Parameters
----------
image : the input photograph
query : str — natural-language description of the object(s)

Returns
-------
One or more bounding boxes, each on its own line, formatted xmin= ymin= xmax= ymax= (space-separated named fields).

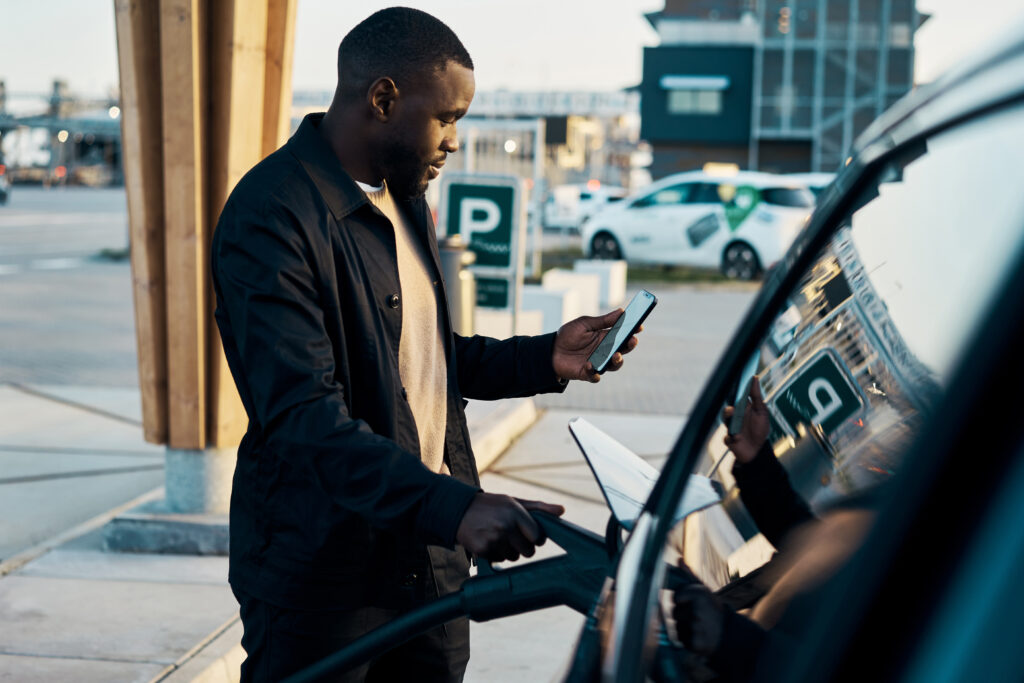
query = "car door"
xmin=677 ymin=182 xmax=732 ymax=268
xmin=572 ymin=59 xmax=1024 ymax=682
xmin=616 ymin=182 xmax=699 ymax=263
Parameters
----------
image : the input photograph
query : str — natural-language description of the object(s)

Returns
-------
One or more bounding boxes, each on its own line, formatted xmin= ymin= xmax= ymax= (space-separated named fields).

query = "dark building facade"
xmin=641 ymin=0 xmax=924 ymax=178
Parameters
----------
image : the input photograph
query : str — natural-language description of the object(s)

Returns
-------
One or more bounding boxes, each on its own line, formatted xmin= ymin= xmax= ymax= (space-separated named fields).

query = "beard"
xmin=378 ymin=138 xmax=429 ymax=200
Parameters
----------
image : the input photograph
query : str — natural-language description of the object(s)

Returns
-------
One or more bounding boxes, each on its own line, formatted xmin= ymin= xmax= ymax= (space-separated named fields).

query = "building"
xmin=640 ymin=0 xmax=925 ymax=178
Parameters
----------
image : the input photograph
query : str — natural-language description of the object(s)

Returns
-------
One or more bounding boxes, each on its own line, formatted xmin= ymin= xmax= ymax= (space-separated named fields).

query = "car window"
xmin=762 ymin=186 xmax=816 ymax=207
xmin=689 ymin=183 xmax=723 ymax=204
xmin=649 ymin=102 xmax=1024 ymax=670
xmin=632 ymin=183 xmax=693 ymax=208
xmin=580 ymin=192 xmax=592 ymax=200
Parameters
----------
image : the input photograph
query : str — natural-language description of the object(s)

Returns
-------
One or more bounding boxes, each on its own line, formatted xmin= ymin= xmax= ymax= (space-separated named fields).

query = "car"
xmin=289 ymin=21 xmax=1024 ymax=683
xmin=543 ymin=182 xmax=627 ymax=233
xmin=581 ymin=170 xmax=814 ymax=280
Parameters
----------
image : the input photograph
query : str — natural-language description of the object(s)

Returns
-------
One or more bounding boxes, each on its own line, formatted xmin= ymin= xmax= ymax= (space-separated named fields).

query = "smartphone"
xmin=588 ymin=289 xmax=657 ymax=374
xmin=729 ymin=351 xmax=761 ymax=435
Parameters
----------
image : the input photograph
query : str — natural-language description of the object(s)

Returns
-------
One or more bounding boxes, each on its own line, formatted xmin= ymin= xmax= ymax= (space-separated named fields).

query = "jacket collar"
xmin=286 ymin=112 xmax=369 ymax=220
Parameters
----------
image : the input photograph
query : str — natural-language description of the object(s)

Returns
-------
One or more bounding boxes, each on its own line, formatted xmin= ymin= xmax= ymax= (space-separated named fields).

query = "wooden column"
xmin=262 ymin=0 xmax=298 ymax=158
xmin=114 ymin=0 xmax=168 ymax=445
xmin=160 ymin=0 xmax=209 ymax=449
xmin=114 ymin=0 xmax=297 ymax=455
xmin=206 ymin=0 xmax=269 ymax=449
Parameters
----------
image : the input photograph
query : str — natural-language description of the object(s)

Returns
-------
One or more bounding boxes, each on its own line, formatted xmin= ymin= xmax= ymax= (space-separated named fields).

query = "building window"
xmin=667 ymin=89 xmax=723 ymax=115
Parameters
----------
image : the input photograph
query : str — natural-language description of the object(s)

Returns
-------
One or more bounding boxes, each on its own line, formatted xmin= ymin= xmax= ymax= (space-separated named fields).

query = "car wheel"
xmin=590 ymin=232 xmax=622 ymax=260
xmin=721 ymin=242 xmax=761 ymax=280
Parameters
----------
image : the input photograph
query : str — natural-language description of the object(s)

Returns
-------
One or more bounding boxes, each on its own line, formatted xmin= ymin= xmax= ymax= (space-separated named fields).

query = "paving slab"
xmin=0 ymin=653 xmax=166 ymax=683
xmin=22 ymin=384 xmax=144 ymax=424
xmin=18 ymin=548 xmax=227 ymax=586
xmin=489 ymin=408 xmax=684 ymax=470
xmin=0 ymin=575 xmax=237 ymax=665
xmin=0 ymin=465 xmax=165 ymax=561
xmin=0 ymin=386 xmax=158 ymax=454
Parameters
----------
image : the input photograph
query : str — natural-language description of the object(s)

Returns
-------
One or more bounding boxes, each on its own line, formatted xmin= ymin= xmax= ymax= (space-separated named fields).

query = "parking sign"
xmin=438 ymin=174 xmax=525 ymax=310
xmin=772 ymin=349 xmax=865 ymax=436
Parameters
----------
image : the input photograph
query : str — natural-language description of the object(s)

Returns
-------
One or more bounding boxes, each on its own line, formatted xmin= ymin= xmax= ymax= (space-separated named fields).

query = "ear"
xmin=366 ymin=77 xmax=399 ymax=122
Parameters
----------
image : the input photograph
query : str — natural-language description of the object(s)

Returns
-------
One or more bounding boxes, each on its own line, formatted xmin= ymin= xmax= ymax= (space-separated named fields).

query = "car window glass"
xmin=689 ymin=183 xmax=722 ymax=204
xmin=762 ymin=187 xmax=816 ymax=207
xmin=658 ymin=100 xmax=1024 ymax=630
xmin=633 ymin=183 xmax=693 ymax=208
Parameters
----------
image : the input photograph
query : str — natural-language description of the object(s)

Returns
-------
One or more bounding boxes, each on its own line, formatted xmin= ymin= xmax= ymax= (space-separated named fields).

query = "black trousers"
xmin=233 ymin=587 xmax=470 ymax=683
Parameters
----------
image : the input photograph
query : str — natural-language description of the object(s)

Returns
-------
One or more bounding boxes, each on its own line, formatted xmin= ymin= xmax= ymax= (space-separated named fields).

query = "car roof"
xmin=635 ymin=169 xmax=808 ymax=196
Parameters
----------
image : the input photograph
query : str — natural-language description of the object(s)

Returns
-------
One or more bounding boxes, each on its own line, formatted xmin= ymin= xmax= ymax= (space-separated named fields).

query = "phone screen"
xmin=588 ymin=290 xmax=657 ymax=373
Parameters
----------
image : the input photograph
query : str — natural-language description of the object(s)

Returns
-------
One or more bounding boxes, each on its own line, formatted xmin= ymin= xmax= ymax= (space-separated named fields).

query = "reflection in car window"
xmin=762 ymin=187 xmax=815 ymax=207
xmin=663 ymin=102 xmax=1024 ymax=638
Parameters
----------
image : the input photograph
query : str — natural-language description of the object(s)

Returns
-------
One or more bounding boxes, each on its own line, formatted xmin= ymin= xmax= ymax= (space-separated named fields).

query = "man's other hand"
xmin=455 ymin=493 xmax=565 ymax=562
xmin=552 ymin=309 xmax=641 ymax=383
xmin=722 ymin=376 xmax=770 ymax=464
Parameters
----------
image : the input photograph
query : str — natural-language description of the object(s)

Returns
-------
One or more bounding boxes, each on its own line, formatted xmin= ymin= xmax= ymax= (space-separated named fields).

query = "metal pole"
xmin=439 ymin=234 xmax=476 ymax=336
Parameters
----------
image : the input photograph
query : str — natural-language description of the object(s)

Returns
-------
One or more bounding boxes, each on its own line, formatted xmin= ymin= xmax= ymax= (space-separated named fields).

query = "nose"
xmin=442 ymin=130 xmax=459 ymax=154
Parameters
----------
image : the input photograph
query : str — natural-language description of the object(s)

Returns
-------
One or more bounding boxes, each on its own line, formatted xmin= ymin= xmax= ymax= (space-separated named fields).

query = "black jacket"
xmin=212 ymin=114 xmax=565 ymax=609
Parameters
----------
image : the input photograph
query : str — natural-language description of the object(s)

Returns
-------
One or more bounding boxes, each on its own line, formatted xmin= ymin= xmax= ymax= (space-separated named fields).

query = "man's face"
xmin=378 ymin=60 xmax=475 ymax=199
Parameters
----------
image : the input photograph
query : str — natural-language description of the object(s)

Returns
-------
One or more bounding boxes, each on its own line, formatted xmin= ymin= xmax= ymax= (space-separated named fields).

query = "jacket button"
xmin=401 ymin=387 xmax=408 ymax=400
xmin=387 ymin=293 xmax=400 ymax=309
xmin=402 ymin=572 xmax=418 ymax=586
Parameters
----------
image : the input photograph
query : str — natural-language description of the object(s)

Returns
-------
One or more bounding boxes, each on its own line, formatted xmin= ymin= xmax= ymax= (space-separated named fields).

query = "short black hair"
xmin=337 ymin=7 xmax=473 ymax=101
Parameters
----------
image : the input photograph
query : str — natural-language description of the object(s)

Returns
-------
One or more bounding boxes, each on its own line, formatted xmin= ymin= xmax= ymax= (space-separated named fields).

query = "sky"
xmin=1 ymin=0 xmax=1023 ymax=99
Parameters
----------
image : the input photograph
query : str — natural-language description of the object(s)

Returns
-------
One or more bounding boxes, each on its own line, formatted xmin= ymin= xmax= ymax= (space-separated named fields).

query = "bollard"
xmin=439 ymin=234 xmax=477 ymax=336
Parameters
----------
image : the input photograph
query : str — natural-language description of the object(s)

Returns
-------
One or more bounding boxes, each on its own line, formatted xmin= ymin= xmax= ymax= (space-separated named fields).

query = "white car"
xmin=581 ymin=170 xmax=814 ymax=279
xmin=543 ymin=183 xmax=627 ymax=232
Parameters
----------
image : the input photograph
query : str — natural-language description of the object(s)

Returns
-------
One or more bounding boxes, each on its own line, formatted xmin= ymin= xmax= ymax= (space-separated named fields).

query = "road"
xmin=0 ymin=187 xmax=129 ymax=271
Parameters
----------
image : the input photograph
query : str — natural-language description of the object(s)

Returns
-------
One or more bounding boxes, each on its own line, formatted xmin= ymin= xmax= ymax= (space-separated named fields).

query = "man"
xmin=211 ymin=7 xmax=639 ymax=682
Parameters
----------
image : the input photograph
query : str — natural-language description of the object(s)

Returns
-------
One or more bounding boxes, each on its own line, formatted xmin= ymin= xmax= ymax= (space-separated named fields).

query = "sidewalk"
xmin=0 ymin=387 xmax=541 ymax=683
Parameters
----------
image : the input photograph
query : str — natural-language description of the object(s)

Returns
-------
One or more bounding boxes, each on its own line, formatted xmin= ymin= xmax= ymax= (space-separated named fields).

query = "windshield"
xmin=636 ymin=102 xmax=1024 ymax=680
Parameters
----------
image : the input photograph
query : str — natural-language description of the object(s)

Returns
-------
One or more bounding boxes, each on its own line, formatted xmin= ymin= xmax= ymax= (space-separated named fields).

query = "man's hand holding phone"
xmin=551 ymin=290 xmax=654 ymax=383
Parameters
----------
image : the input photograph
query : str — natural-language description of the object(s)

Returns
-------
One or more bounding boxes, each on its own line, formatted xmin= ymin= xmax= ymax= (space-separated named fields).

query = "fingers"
xmin=519 ymin=499 xmax=566 ymax=516
xmin=619 ymin=334 xmax=640 ymax=355
xmin=593 ymin=308 xmax=624 ymax=329
xmin=750 ymin=375 xmax=765 ymax=409
xmin=605 ymin=352 xmax=624 ymax=372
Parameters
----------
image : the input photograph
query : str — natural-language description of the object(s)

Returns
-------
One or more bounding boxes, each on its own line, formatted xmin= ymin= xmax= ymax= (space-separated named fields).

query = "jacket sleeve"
xmin=731 ymin=442 xmax=815 ymax=549
xmin=212 ymin=200 xmax=478 ymax=548
xmin=452 ymin=332 xmax=568 ymax=400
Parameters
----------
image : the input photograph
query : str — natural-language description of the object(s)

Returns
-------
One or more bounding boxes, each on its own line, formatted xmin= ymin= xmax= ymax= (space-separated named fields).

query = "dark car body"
xmin=573 ymin=20 xmax=1024 ymax=683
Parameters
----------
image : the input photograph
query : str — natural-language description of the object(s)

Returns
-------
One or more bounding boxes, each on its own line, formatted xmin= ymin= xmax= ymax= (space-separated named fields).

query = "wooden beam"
xmin=160 ymin=0 xmax=207 ymax=450
xmin=262 ymin=0 xmax=298 ymax=157
xmin=113 ymin=0 xmax=168 ymax=445
xmin=206 ymin=0 xmax=270 ymax=448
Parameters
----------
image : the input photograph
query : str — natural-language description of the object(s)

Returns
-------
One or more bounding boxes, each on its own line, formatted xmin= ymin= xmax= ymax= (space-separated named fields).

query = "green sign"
xmin=445 ymin=183 xmax=516 ymax=268
xmin=475 ymin=277 xmax=510 ymax=309
xmin=773 ymin=350 xmax=864 ymax=436
xmin=723 ymin=185 xmax=761 ymax=231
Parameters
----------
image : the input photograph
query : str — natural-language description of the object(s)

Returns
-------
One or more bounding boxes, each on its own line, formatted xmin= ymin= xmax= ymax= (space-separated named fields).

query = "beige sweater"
xmin=362 ymin=182 xmax=449 ymax=475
